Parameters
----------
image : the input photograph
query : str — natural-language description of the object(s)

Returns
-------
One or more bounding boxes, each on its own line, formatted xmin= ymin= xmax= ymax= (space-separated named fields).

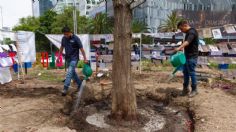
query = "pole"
xmin=105 ymin=0 xmax=108 ymax=14
xmin=139 ymin=34 xmax=142 ymax=74
xmin=15 ymin=32 xmax=25 ymax=82
xmin=73 ymin=0 xmax=77 ymax=34
xmin=0 ymin=6 xmax=3 ymax=28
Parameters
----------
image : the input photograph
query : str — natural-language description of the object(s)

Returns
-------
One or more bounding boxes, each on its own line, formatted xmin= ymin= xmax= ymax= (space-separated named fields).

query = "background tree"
xmin=51 ymin=7 xmax=90 ymax=34
xmin=89 ymin=13 xmax=113 ymax=34
xmin=158 ymin=11 xmax=183 ymax=43
xmin=3 ymin=38 xmax=14 ymax=45
xmin=111 ymin=0 xmax=137 ymax=121
xmin=132 ymin=20 xmax=148 ymax=33
xmin=13 ymin=16 xmax=40 ymax=31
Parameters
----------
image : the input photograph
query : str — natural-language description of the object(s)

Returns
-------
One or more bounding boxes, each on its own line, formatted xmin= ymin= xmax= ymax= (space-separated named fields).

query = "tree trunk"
xmin=111 ymin=0 xmax=137 ymax=120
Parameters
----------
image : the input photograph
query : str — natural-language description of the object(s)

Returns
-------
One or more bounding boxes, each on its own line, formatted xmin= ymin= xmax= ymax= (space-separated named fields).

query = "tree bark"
xmin=111 ymin=0 xmax=137 ymax=120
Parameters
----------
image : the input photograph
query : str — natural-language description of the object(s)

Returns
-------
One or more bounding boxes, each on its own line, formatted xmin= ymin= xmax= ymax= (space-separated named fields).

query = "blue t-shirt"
xmin=61 ymin=34 xmax=83 ymax=61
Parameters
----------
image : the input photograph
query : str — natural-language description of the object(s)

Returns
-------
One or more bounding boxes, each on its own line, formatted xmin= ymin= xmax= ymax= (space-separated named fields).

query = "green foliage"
xmin=51 ymin=7 xmax=91 ymax=34
xmin=142 ymin=34 xmax=153 ymax=44
xmin=13 ymin=7 xmax=153 ymax=52
xmin=229 ymin=64 xmax=236 ymax=69
xmin=39 ymin=10 xmax=57 ymax=33
xmin=158 ymin=11 xmax=183 ymax=32
xmin=132 ymin=21 xmax=148 ymax=33
xmin=209 ymin=62 xmax=218 ymax=69
xmin=203 ymin=38 xmax=216 ymax=45
xmin=3 ymin=38 xmax=14 ymax=44
xmin=89 ymin=13 xmax=114 ymax=34
xmin=12 ymin=16 xmax=40 ymax=32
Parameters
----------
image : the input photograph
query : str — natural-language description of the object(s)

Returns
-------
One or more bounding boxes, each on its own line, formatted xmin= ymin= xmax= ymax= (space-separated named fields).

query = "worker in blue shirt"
xmin=57 ymin=27 xmax=88 ymax=96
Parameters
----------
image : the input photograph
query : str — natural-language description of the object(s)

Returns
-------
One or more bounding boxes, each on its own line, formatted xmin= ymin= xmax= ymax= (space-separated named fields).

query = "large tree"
xmin=111 ymin=0 xmax=137 ymax=120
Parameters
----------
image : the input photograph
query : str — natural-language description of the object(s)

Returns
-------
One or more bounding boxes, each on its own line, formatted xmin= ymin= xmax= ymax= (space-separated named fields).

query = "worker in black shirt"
xmin=175 ymin=20 xmax=199 ymax=98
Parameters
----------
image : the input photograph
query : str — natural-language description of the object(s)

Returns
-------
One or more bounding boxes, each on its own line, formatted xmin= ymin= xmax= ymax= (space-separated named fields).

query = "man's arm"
xmin=57 ymin=46 xmax=64 ymax=62
xmin=80 ymin=48 xmax=88 ymax=63
xmin=76 ymin=37 xmax=88 ymax=63
xmin=58 ymin=46 xmax=64 ymax=55
xmin=176 ymin=41 xmax=189 ymax=51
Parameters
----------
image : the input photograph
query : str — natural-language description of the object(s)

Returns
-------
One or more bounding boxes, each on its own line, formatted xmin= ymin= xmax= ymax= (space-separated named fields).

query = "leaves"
xmin=132 ymin=20 xmax=148 ymax=33
xmin=158 ymin=11 xmax=183 ymax=32
xmin=89 ymin=13 xmax=114 ymax=34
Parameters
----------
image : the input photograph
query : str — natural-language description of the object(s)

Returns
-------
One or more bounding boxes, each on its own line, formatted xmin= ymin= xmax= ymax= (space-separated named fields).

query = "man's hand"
xmin=84 ymin=60 xmax=88 ymax=64
xmin=175 ymin=47 xmax=182 ymax=52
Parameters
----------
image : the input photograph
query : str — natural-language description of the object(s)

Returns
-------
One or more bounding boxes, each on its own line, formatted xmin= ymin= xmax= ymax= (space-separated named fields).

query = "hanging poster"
xmin=16 ymin=31 xmax=36 ymax=62
xmin=202 ymin=28 xmax=212 ymax=38
xmin=224 ymin=25 xmax=236 ymax=33
xmin=212 ymin=29 xmax=223 ymax=39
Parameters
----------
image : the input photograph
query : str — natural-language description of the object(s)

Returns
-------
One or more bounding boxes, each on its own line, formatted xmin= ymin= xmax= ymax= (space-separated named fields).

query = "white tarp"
xmin=46 ymin=34 xmax=91 ymax=60
xmin=0 ymin=67 xmax=12 ymax=84
xmin=0 ymin=30 xmax=16 ymax=43
xmin=0 ymin=57 xmax=13 ymax=67
xmin=16 ymin=31 xmax=36 ymax=62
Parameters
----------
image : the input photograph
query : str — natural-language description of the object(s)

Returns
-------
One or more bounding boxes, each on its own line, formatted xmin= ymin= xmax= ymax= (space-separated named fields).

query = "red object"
xmin=55 ymin=52 xmax=63 ymax=67
xmin=9 ymin=52 xmax=16 ymax=65
xmin=41 ymin=52 xmax=49 ymax=67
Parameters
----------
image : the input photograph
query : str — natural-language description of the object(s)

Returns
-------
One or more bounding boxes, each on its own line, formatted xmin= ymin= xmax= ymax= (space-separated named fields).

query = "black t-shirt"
xmin=184 ymin=28 xmax=199 ymax=59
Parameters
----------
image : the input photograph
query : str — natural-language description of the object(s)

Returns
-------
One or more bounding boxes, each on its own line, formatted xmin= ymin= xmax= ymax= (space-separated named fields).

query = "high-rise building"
xmin=106 ymin=0 xmax=114 ymax=17
xmin=32 ymin=0 xmax=54 ymax=17
xmin=53 ymin=0 xmax=103 ymax=17
xmin=78 ymin=0 xmax=105 ymax=17
xmin=53 ymin=0 xmax=80 ymax=14
xmin=133 ymin=0 xmax=236 ymax=32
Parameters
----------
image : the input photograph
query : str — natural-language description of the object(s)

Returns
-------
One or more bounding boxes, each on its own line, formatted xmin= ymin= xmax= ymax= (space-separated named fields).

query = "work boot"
xmin=189 ymin=85 xmax=198 ymax=98
xmin=61 ymin=89 xmax=68 ymax=96
xmin=180 ymin=86 xmax=189 ymax=96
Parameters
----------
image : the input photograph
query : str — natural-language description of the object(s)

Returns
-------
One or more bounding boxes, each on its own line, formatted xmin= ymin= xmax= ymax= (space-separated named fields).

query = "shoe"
xmin=180 ymin=87 xmax=189 ymax=96
xmin=189 ymin=91 xmax=198 ymax=98
xmin=61 ymin=89 xmax=68 ymax=96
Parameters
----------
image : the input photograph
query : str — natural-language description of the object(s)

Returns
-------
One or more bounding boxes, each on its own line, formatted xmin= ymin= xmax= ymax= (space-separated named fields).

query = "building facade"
xmin=133 ymin=0 xmax=236 ymax=32
xmin=53 ymin=0 xmax=104 ymax=17
xmin=33 ymin=0 xmax=54 ymax=17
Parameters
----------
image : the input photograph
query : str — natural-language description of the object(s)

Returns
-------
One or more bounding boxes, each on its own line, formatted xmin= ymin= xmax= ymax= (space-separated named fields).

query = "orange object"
xmin=41 ymin=52 xmax=49 ymax=67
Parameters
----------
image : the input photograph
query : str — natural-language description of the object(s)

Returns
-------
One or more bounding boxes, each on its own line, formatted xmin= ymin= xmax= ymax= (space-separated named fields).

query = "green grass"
xmin=28 ymin=68 xmax=64 ymax=83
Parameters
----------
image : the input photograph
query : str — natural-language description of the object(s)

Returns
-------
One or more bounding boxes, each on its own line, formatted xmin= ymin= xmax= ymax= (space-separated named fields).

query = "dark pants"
xmin=183 ymin=58 xmax=198 ymax=91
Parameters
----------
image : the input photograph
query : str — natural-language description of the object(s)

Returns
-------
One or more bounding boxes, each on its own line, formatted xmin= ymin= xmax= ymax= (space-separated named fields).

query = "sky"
xmin=0 ymin=0 xmax=32 ymax=29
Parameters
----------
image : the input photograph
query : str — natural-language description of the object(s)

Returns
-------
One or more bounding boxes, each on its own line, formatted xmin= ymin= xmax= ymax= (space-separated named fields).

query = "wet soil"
xmin=0 ymin=69 xmax=235 ymax=131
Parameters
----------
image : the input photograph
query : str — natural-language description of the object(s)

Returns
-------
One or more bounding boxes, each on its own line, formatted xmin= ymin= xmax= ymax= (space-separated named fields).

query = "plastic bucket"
xmin=170 ymin=52 xmax=186 ymax=67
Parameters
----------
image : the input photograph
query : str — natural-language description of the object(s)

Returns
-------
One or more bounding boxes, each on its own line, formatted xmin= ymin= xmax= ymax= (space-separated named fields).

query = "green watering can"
xmin=82 ymin=64 xmax=93 ymax=80
xmin=167 ymin=52 xmax=186 ymax=82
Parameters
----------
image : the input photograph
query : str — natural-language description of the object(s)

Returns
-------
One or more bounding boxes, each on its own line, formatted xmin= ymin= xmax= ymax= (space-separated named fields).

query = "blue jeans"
xmin=64 ymin=60 xmax=82 ymax=91
xmin=183 ymin=58 xmax=198 ymax=90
